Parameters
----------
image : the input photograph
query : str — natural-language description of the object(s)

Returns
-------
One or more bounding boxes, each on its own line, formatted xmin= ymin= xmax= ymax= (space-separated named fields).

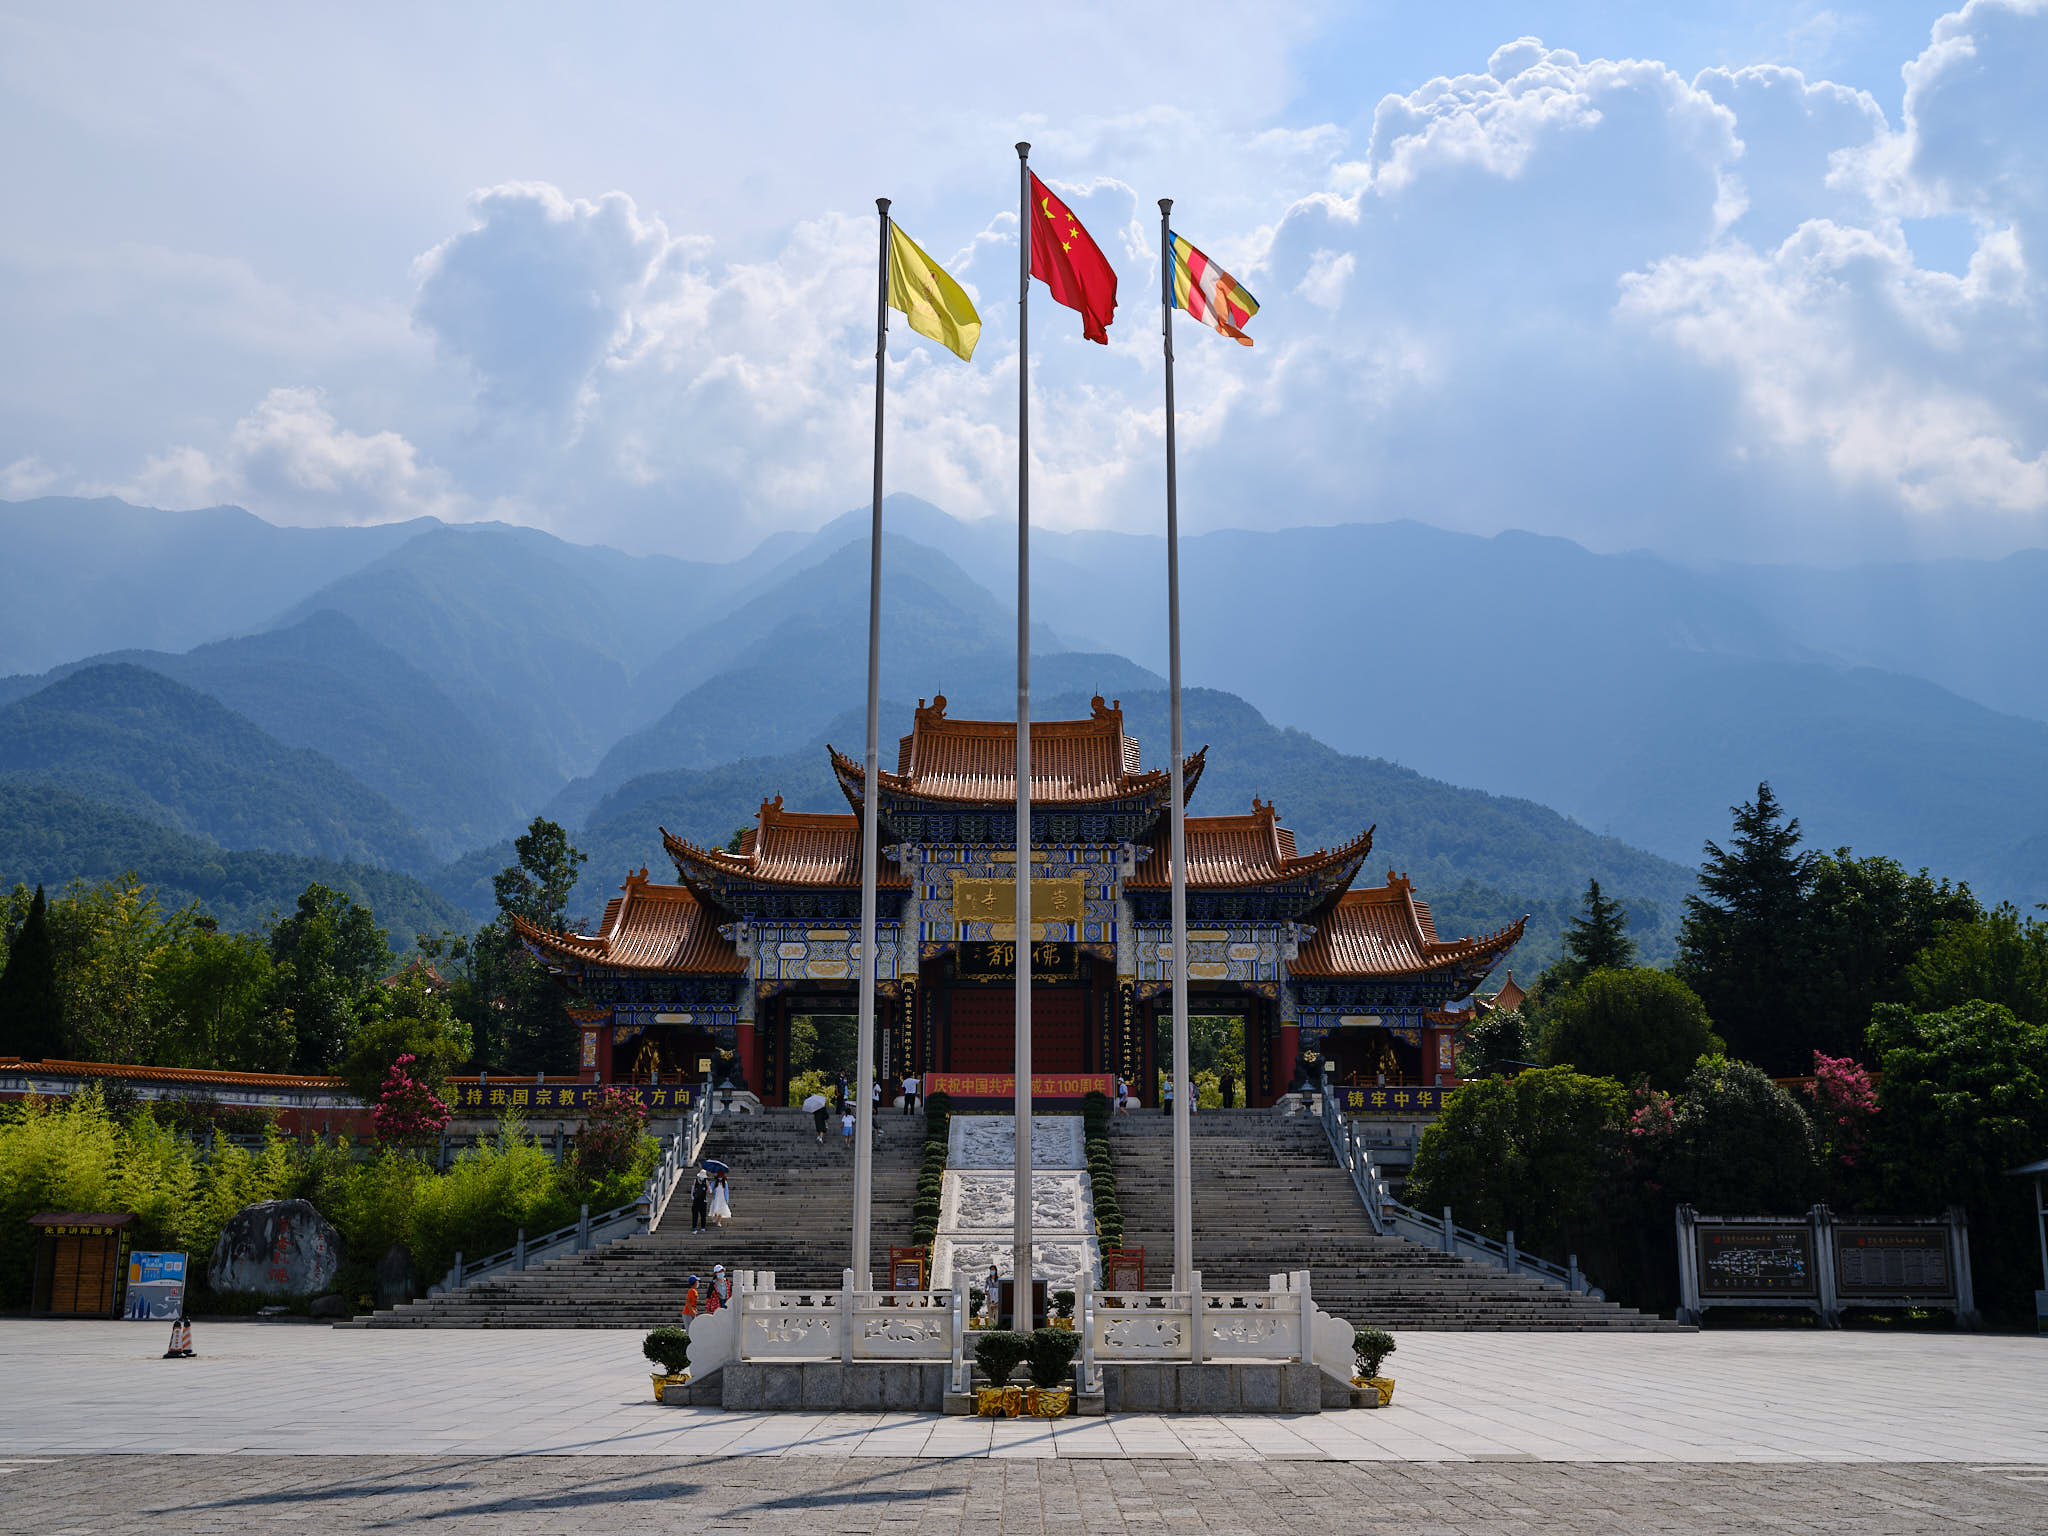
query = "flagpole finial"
xmin=1016 ymin=141 xmax=1030 ymax=160
xmin=877 ymin=198 xmax=891 ymax=215
xmin=1159 ymin=198 xmax=1172 ymax=215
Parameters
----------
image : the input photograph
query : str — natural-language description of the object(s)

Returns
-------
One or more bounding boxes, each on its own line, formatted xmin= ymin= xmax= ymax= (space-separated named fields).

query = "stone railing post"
xmin=1505 ymin=1230 xmax=1518 ymax=1276
xmin=1442 ymin=1207 xmax=1455 ymax=1255
xmin=1297 ymin=1268 xmax=1314 ymax=1366
xmin=577 ymin=1203 xmax=590 ymax=1253
xmin=1189 ymin=1269 xmax=1205 ymax=1365
xmin=841 ymin=1267 xmax=856 ymax=1365
xmin=514 ymin=1229 xmax=526 ymax=1272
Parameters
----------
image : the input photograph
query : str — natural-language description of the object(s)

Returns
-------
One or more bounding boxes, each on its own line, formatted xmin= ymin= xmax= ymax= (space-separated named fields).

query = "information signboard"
xmin=1695 ymin=1225 xmax=1817 ymax=1299
xmin=125 ymin=1251 xmax=188 ymax=1320
xmin=955 ymin=940 xmax=1080 ymax=983
xmin=1832 ymin=1227 xmax=1953 ymax=1297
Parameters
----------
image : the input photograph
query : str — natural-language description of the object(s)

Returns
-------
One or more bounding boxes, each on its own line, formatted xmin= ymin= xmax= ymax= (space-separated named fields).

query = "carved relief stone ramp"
xmin=931 ymin=1114 xmax=1099 ymax=1291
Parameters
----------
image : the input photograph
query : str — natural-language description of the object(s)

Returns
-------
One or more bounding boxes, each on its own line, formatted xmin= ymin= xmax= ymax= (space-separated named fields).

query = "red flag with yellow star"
xmin=1028 ymin=172 xmax=1118 ymax=343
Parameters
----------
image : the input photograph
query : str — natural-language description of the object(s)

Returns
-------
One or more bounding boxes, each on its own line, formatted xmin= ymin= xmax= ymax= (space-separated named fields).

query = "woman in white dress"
xmin=709 ymin=1171 xmax=733 ymax=1225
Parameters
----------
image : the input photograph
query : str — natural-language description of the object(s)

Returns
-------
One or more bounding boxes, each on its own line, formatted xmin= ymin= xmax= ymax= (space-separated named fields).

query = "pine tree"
xmin=0 ymin=885 xmax=66 ymax=1060
xmin=1561 ymin=879 xmax=1635 ymax=980
xmin=1676 ymin=782 xmax=1818 ymax=1074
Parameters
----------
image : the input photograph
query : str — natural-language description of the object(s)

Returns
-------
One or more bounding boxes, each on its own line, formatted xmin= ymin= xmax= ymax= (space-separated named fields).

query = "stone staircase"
xmin=357 ymin=1110 xmax=926 ymax=1328
xmin=1107 ymin=1110 xmax=1687 ymax=1331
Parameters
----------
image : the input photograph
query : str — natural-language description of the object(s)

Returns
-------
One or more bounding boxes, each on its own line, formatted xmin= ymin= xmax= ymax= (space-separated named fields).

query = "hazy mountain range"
xmin=5 ymin=492 xmax=2045 ymax=969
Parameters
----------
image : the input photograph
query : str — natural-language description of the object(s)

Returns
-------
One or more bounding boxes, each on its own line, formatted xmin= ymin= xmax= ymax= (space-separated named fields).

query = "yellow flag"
xmin=887 ymin=224 xmax=980 ymax=361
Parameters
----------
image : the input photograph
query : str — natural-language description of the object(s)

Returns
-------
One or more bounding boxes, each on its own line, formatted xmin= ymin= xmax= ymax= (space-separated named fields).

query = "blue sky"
xmin=1 ymin=1 xmax=2042 ymax=564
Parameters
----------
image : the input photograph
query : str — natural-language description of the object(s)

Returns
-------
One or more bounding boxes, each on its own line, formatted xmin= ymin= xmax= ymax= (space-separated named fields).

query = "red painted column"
xmin=593 ymin=1026 xmax=615 ymax=1084
xmin=1275 ymin=1020 xmax=1300 ymax=1099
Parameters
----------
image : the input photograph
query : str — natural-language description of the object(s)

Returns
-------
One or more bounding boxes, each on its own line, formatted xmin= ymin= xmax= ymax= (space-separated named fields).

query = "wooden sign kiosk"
xmin=30 ymin=1212 xmax=135 ymax=1317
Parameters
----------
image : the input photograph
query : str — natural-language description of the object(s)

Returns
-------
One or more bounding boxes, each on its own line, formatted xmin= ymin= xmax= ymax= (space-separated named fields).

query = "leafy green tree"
xmin=1905 ymin=904 xmax=2048 ymax=1027
xmin=1676 ymin=783 xmax=1818 ymax=1074
xmin=1665 ymin=1056 xmax=1821 ymax=1215
xmin=53 ymin=874 xmax=196 ymax=1065
xmin=1538 ymin=967 xmax=1721 ymax=1091
xmin=1456 ymin=1005 xmax=1534 ymax=1077
xmin=1406 ymin=1068 xmax=1626 ymax=1258
xmin=339 ymin=970 xmax=474 ymax=1104
xmin=464 ymin=818 xmax=587 ymax=1074
xmin=491 ymin=818 xmax=587 ymax=929
xmin=0 ymin=885 xmax=63 ymax=1060
xmin=1559 ymin=880 xmax=1636 ymax=982
xmin=154 ymin=927 xmax=291 ymax=1071
xmin=269 ymin=883 xmax=392 ymax=1071
xmin=1796 ymin=852 xmax=1978 ymax=1062
xmin=1866 ymin=999 xmax=2048 ymax=1321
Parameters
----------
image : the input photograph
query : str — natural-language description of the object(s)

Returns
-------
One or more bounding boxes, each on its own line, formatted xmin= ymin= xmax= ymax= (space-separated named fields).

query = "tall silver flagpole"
xmin=1159 ymin=199 xmax=1193 ymax=1292
xmin=852 ymin=196 xmax=890 ymax=1291
xmin=1013 ymin=141 xmax=1035 ymax=1324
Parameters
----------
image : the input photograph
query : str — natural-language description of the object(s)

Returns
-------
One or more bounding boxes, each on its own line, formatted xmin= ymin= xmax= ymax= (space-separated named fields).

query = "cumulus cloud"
xmin=35 ymin=3 xmax=2048 ymax=562
xmin=114 ymin=387 xmax=468 ymax=525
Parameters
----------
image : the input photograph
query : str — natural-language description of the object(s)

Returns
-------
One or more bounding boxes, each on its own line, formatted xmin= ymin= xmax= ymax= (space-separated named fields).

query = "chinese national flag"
xmin=1028 ymin=172 xmax=1118 ymax=343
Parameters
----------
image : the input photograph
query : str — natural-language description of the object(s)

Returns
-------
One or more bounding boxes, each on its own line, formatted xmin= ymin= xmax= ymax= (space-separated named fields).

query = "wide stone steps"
xmin=359 ymin=1111 xmax=927 ymax=1327
xmin=1106 ymin=1111 xmax=1686 ymax=1331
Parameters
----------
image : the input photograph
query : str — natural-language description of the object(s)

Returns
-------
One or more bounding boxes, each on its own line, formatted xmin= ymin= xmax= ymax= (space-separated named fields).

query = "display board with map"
xmin=1695 ymin=1225 xmax=1817 ymax=1299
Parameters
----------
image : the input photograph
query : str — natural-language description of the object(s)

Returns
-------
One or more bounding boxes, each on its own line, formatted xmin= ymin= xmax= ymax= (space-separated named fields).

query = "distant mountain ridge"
xmin=0 ymin=663 xmax=435 ymax=872
xmin=10 ymin=492 xmax=2048 ymax=945
xmin=0 ymin=780 xmax=462 ymax=940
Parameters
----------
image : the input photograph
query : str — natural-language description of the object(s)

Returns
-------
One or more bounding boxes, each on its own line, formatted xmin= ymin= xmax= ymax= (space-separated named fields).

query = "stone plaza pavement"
xmin=2 ymin=1321 xmax=2044 ymax=1532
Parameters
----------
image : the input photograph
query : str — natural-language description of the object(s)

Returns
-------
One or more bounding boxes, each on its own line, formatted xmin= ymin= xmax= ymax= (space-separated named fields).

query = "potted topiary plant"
xmin=1024 ymin=1326 xmax=1082 ymax=1416
xmin=643 ymin=1324 xmax=692 ymax=1403
xmin=1352 ymin=1326 xmax=1397 ymax=1405
xmin=973 ymin=1330 xmax=1031 ymax=1416
xmin=1050 ymin=1289 xmax=1076 ymax=1330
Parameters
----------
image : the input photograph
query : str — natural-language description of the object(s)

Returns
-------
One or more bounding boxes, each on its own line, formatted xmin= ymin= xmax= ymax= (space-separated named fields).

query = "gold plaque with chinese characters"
xmin=951 ymin=876 xmax=1084 ymax=930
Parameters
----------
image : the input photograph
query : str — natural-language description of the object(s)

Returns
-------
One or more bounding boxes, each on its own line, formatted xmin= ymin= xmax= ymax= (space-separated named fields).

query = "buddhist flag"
xmin=887 ymin=224 xmax=981 ymax=361
xmin=1029 ymin=172 xmax=1118 ymax=343
xmin=1168 ymin=232 xmax=1258 ymax=346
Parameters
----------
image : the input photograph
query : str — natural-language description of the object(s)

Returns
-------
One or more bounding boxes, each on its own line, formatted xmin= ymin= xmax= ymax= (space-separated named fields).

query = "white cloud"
xmin=113 ymin=386 xmax=468 ymax=525
xmin=0 ymin=456 xmax=59 ymax=498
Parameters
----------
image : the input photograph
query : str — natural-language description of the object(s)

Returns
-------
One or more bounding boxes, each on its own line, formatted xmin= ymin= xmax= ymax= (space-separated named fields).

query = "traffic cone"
xmin=163 ymin=1316 xmax=194 ymax=1358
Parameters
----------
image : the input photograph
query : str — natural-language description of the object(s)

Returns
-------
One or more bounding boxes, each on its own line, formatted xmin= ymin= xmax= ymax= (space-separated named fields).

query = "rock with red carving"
xmin=207 ymin=1199 xmax=344 ymax=1297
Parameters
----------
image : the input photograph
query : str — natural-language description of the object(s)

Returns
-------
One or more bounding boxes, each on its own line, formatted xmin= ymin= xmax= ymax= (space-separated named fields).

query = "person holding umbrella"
xmin=702 ymin=1159 xmax=733 ymax=1225
xmin=804 ymin=1091 xmax=830 ymax=1143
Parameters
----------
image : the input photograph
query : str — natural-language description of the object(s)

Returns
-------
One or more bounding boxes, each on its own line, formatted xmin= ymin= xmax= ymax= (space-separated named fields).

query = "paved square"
xmin=3 ymin=1321 xmax=2043 ymax=1531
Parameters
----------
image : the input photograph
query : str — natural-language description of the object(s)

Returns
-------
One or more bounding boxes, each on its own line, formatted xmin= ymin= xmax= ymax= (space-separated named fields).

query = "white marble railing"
xmin=701 ymin=1266 xmax=1357 ymax=1396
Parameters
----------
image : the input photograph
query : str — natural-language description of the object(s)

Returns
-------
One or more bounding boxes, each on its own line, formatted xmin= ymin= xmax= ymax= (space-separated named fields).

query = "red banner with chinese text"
xmin=924 ymin=1073 xmax=1113 ymax=1099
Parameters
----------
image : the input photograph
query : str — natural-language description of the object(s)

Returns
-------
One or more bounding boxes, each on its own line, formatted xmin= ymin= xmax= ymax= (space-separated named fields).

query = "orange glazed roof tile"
xmin=1128 ymin=799 xmax=1374 ymax=890
xmin=513 ymin=871 xmax=744 ymax=975
xmin=0 ymin=1057 xmax=346 ymax=1092
xmin=832 ymin=693 xmax=1203 ymax=805
xmin=1291 ymin=872 xmax=1526 ymax=979
xmin=664 ymin=797 xmax=909 ymax=890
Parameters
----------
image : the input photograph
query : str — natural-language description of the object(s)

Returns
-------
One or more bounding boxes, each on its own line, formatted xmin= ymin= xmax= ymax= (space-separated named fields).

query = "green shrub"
xmin=973 ymin=1329 xmax=1029 ymax=1386
xmin=1353 ymin=1326 xmax=1396 ymax=1377
xmin=1026 ymin=1326 xmax=1082 ymax=1388
xmin=1051 ymin=1288 xmax=1074 ymax=1319
xmin=643 ymin=1325 xmax=691 ymax=1375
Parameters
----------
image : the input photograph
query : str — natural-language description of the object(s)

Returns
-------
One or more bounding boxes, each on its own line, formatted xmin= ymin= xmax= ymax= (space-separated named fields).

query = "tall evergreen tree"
xmin=1676 ymin=782 xmax=1818 ymax=1074
xmin=470 ymin=818 xmax=587 ymax=1074
xmin=1561 ymin=879 xmax=1635 ymax=981
xmin=0 ymin=885 xmax=64 ymax=1059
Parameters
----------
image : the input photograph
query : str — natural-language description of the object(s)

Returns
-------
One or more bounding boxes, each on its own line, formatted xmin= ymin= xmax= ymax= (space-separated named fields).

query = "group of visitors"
xmin=680 ymin=1263 xmax=731 ymax=1318
xmin=805 ymin=1072 xmax=924 ymax=1145
xmin=689 ymin=1168 xmax=732 ymax=1232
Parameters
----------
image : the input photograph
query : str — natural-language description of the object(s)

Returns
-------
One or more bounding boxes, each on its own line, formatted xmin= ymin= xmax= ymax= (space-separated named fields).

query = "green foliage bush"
xmin=643 ymin=1325 xmax=691 ymax=1375
xmin=1026 ymin=1326 xmax=1081 ymax=1388
xmin=973 ymin=1330 xmax=1030 ymax=1386
xmin=1353 ymin=1326 xmax=1396 ymax=1377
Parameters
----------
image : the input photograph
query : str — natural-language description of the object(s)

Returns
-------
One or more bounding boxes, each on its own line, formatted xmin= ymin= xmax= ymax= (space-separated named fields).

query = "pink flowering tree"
xmin=1805 ymin=1051 xmax=1878 ymax=1183
xmin=571 ymin=1086 xmax=650 ymax=1191
xmin=374 ymin=1052 xmax=451 ymax=1147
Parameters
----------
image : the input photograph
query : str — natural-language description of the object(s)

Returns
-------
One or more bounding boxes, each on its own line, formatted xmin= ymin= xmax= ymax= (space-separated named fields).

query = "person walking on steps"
xmin=1220 ymin=1070 xmax=1236 ymax=1109
xmin=812 ymin=1097 xmax=830 ymax=1143
xmin=901 ymin=1073 xmax=919 ymax=1116
xmin=690 ymin=1172 xmax=710 ymax=1233
xmin=1115 ymin=1076 xmax=1131 ymax=1115
xmin=1162 ymin=1075 xmax=1173 ymax=1116
xmin=682 ymin=1275 xmax=702 ymax=1318
xmin=705 ymin=1264 xmax=729 ymax=1313
xmin=841 ymin=1105 xmax=855 ymax=1146
xmin=709 ymin=1170 xmax=732 ymax=1225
